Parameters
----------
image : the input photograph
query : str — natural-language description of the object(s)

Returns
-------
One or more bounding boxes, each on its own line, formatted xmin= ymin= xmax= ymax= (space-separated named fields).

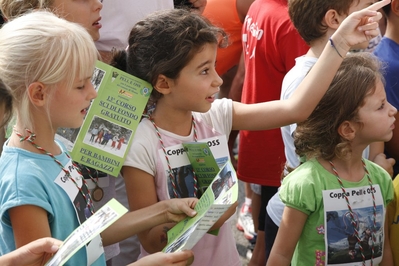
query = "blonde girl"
xmin=0 ymin=11 xmax=197 ymax=266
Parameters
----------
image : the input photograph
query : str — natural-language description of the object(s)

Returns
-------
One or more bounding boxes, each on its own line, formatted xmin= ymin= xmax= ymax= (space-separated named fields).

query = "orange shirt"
xmin=203 ymin=0 xmax=243 ymax=75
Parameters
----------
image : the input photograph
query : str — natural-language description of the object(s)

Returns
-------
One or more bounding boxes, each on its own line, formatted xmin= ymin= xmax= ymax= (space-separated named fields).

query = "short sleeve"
xmin=279 ymin=164 xmax=320 ymax=216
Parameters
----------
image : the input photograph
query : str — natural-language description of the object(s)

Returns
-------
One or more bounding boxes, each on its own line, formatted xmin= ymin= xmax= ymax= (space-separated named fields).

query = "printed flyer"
xmin=45 ymin=198 xmax=128 ymax=266
xmin=158 ymin=135 xmax=229 ymax=199
xmin=182 ymin=142 xmax=220 ymax=188
xmin=162 ymin=161 xmax=238 ymax=253
xmin=323 ymin=185 xmax=384 ymax=265
xmin=56 ymin=60 xmax=152 ymax=176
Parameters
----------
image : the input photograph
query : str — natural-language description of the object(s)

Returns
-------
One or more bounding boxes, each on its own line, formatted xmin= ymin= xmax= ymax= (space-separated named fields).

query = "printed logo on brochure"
xmin=141 ymin=87 xmax=151 ymax=97
xmin=118 ymin=89 xmax=133 ymax=98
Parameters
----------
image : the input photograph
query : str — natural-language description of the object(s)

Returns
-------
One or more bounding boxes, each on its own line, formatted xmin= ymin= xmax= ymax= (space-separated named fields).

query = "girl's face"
xmin=168 ymin=43 xmax=223 ymax=113
xmin=49 ymin=76 xmax=97 ymax=129
xmin=51 ymin=0 xmax=103 ymax=41
xmin=356 ymin=78 xmax=397 ymax=143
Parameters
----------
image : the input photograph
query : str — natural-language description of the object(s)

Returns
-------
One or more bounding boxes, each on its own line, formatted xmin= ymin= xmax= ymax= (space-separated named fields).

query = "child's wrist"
xmin=329 ymin=35 xmax=349 ymax=58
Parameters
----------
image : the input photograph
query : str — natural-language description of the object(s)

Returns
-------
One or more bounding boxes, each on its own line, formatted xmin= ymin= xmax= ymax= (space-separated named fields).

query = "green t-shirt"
xmin=280 ymin=158 xmax=393 ymax=266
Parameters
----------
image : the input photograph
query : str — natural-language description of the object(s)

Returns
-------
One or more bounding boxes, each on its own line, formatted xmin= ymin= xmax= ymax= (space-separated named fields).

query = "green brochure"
xmin=56 ymin=60 xmax=152 ymax=176
xmin=162 ymin=161 xmax=238 ymax=253
xmin=182 ymin=142 xmax=220 ymax=193
xmin=45 ymin=198 xmax=128 ymax=266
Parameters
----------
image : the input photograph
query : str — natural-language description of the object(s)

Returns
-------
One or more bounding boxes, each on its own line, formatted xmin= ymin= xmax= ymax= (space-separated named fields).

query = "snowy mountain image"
xmin=326 ymin=205 xmax=384 ymax=264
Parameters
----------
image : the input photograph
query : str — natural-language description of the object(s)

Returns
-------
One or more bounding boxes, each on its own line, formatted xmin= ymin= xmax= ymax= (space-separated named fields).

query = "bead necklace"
xmin=148 ymin=115 xmax=199 ymax=198
xmin=329 ymin=160 xmax=376 ymax=266
xmin=14 ymin=128 xmax=95 ymax=214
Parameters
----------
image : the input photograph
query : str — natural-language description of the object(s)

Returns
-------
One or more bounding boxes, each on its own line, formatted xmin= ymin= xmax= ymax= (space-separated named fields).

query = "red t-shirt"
xmin=238 ymin=0 xmax=308 ymax=186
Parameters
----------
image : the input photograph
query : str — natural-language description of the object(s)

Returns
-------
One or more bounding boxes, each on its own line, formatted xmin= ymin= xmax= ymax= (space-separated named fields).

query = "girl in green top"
xmin=267 ymin=52 xmax=395 ymax=265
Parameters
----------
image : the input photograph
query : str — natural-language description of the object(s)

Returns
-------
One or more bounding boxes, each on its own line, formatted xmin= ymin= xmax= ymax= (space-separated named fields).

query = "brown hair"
xmin=294 ymin=53 xmax=384 ymax=160
xmin=288 ymin=0 xmax=359 ymax=44
xmin=111 ymin=8 xmax=228 ymax=105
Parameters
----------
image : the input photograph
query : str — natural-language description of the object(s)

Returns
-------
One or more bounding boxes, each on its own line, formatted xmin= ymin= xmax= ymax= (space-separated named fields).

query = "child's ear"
xmin=338 ymin=121 xmax=356 ymax=141
xmin=391 ymin=0 xmax=399 ymax=16
xmin=324 ymin=9 xmax=341 ymax=30
xmin=154 ymin=74 xmax=171 ymax=95
xmin=27 ymin=82 xmax=47 ymax=107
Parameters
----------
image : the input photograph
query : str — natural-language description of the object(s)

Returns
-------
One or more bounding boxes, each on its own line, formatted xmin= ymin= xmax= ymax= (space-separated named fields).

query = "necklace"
xmin=14 ymin=128 xmax=95 ymax=214
xmin=329 ymin=160 xmax=376 ymax=266
xmin=76 ymin=163 xmax=104 ymax=202
xmin=148 ymin=115 xmax=199 ymax=198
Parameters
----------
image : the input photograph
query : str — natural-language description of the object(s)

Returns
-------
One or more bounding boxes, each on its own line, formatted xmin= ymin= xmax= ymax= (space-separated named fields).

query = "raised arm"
xmin=232 ymin=0 xmax=390 ymax=131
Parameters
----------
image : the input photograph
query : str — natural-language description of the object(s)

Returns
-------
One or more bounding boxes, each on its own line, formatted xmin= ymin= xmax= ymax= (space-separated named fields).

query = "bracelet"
xmin=329 ymin=37 xmax=344 ymax=59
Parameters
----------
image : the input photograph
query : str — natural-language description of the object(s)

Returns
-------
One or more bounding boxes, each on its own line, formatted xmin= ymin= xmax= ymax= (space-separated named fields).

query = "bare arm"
xmin=102 ymin=197 xmax=197 ymax=246
xmin=9 ymin=205 xmax=52 ymax=249
xmin=266 ymin=206 xmax=307 ymax=266
xmin=120 ymin=166 xmax=178 ymax=253
xmin=129 ymin=250 xmax=194 ymax=266
xmin=232 ymin=2 xmax=387 ymax=131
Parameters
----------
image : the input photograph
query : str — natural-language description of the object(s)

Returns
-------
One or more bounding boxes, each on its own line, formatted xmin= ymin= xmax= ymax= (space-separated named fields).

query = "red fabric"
xmin=238 ymin=0 xmax=308 ymax=186
xmin=203 ymin=0 xmax=243 ymax=75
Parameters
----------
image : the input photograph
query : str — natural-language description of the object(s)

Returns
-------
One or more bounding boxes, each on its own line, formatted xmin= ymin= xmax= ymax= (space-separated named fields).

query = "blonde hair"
xmin=0 ymin=0 xmax=53 ymax=20
xmin=0 ymin=11 xmax=98 ymax=130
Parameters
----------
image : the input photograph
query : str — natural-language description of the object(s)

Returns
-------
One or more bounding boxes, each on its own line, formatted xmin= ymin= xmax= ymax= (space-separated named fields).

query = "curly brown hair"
xmin=294 ymin=53 xmax=384 ymax=161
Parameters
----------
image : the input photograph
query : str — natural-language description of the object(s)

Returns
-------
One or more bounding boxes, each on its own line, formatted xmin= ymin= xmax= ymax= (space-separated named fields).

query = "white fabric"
xmin=280 ymin=56 xmax=317 ymax=170
xmin=123 ymin=99 xmax=241 ymax=266
xmin=124 ymin=99 xmax=233 ymax=174
xmin=266 ymin=187 xmax=283 ymax=226
xmin=95 ymin=0 xmax=174 ymax=51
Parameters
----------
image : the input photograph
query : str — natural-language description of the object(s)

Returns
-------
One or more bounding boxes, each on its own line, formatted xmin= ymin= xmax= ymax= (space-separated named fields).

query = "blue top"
xmin=374 ymin=37 xmax=399 ymax=176
xmin=0 ymin=140 xmax=105 ymax=265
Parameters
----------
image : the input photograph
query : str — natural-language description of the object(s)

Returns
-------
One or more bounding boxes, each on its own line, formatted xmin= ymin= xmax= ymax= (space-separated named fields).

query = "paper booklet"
xmin=323 ymin=185 xmax=385 ymax=265
xmin=161 ymin=141 xmax=238 ymax=253
xmin=182 ymin=142 xmax=221 ymax=189
xmin=159 ymin=135 xmax=230 ymax=199
xmin=162 ymin=160 xmax=238 ymax=253
xmin=55 ymin=60 xmax=152 ymax=176
xmin=45 ymin=198 xmax=128 ymax=266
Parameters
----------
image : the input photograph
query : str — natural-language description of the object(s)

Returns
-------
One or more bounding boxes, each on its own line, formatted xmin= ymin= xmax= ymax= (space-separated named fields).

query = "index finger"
xmin=367 ymin=0 xmax=391 ymax=11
